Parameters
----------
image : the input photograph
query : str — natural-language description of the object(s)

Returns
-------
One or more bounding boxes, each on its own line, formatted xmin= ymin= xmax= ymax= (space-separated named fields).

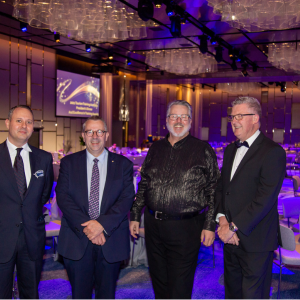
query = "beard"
xmin=166 ymin=121 xmax=191 ymax=137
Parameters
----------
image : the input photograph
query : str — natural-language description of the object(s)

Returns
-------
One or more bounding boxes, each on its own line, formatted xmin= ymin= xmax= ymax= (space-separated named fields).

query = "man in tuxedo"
xmin=216 ymin=96 xmax=286 ymax=299
xmin=0 ymin=105 xmax=54 ymax=299
xmin=56 ymin=116 xmax=135 ymax=299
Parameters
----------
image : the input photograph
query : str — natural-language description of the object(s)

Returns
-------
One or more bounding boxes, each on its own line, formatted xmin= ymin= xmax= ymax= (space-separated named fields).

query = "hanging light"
xmin=20 ymin=22 xmax=27 ymax=32
xmin=170 ymin=15 xmax=181 ymax=38
xmin=215 ymin=46 xmax=223 ymax=63
xmin=86 ymin=44 xmax=91 ymax=52
xmin=54 ymin=33 xmax=60 ymax=43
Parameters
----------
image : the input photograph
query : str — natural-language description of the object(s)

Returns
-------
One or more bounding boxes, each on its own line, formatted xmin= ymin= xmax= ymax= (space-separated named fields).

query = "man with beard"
xmin=130 ymin=100 xmax=220 ymax=299
xmin=56 ymin=116 xmax=135 ymax=298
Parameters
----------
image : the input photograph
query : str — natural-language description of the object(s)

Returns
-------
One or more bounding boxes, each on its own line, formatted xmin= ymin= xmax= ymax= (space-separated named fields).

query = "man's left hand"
xmin=217 ymin=224 xmax=234 ymax=243
xmin=201 ymin=229 xmax=215 ymax=247
xmin=81 ymin=220 xmax=104 ymax=240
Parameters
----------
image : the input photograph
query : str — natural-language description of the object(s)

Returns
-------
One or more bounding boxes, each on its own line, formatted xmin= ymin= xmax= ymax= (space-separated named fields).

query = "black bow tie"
xmin=235 ymin=140 xmax=249 ymax=148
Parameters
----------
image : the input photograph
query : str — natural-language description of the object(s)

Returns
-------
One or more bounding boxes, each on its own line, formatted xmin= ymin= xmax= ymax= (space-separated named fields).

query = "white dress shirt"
xmin=216 ymin=130 xmax=261 ymax=223
xmin=86 ymin=148 xmax=108 ymax=214
xmin=6 ymin=138 xmax=32 ymax=187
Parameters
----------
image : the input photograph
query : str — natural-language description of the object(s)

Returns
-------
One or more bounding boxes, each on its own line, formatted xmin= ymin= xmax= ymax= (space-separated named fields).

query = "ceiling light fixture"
xmin=20 ymin=22 xmax=27 ymax=32
xmin=54 ymin=33 xmax=60 ymax=42
xmin=127 ymin=59 xmax=132 ymax=65
xmin=154 ymin=0 xmax=162 ymax=8
xmin=199 ymin=35 xmax=208 ymax=54
xmin=215 ymin=45 xmax=223 ymax=63
xmin=85 ymin=44 xmax=91 ymax=52
xmin=166 ymin=3 xmax=174 ymax=16
xmin=170 ymin=15 xmax=181 ymax=37
xmin=138 ymin=0 xmax=154 ymax=21
xmin=108 ymin=51 xmax=113 ymax=60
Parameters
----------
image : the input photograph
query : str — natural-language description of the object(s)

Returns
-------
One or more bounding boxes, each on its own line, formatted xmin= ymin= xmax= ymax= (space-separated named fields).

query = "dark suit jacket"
xmin=56 ymin=149 xmax=135 ymax=263
xmin=215 ymin=132 xmax=286 ymax=252
xmin=0 ymin=141 xmax=54 ymax=263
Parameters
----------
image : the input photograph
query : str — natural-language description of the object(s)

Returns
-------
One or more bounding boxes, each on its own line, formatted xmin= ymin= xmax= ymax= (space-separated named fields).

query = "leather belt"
xmin=148 ymin=209 xmax=199 ymax=221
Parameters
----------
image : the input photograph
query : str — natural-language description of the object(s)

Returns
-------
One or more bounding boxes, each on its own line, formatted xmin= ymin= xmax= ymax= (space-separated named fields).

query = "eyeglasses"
xmin=168 ymin=114 xmax=191 ymax=121
xmin=227 ymin=114 xmax=255 ymax=122
xmin=84 ymin=130 xmax=107 ymax=137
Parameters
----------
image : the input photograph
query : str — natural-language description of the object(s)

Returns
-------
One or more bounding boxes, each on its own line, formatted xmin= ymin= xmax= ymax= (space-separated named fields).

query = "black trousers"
xmin=0 ymin=224 xmax=43 ymax=299
xmin=64 ymin=240 xmax=121 ymax=299
xmin=224 ymin=244 xmax=274 ymax=299
xmin=144 ymin=208 xmax=205 ymax=299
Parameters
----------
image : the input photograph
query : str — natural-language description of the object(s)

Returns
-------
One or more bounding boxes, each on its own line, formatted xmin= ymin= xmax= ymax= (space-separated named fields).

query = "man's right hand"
xmin=129 ymin=221 xmax=140 ymax=238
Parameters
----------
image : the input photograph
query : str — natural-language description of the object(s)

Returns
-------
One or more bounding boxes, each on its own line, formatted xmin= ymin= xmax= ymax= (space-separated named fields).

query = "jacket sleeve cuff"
xmin=204 ymin=220 xmax=216 ymax=232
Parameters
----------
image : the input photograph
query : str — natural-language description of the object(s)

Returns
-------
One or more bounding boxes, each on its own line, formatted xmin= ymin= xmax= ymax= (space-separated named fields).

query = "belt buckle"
xmin=155 ymin=211 xmax=163 ymax=220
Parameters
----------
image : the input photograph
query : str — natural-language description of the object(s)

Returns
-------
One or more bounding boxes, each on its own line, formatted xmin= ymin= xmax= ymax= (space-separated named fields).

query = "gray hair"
xmin=8 ymin=105 xmax=34 ymax=120
xmin=166 ymin=100 xmax=192 ymax=119
xmin=231 ymin=96 xmax=262 ymax=119
xmin=82 ymin=116 xmax=108 ymax=132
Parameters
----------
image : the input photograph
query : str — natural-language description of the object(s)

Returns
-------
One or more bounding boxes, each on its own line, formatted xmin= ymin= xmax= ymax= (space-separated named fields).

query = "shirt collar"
xmin=245 ymin=130 xmax=260 ymax=147
xmin=6 ymin=138 xmax=32 ymax=152
xmin=165 ymin=132 xmax=190 ymax=148
xmin=86 ymin=148 xmax=107 ymax=165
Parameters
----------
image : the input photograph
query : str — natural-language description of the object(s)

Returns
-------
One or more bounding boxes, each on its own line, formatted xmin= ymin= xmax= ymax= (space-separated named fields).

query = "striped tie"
xmin=88 ymin=158 xmax=100 ymax=220
xmin=13 ymin=148 xmax=27 ymax=199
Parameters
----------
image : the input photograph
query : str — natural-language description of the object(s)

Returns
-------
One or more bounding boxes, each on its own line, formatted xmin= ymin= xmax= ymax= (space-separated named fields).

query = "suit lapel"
xmin=230 ymin=132 xmax=264 ymax=182
xmin=78 ymin=150 xmax=89 ymax=213
xmin=24 ymin=149 xmax=40 ymax=199
xmin=100 ymin=151 xmax=116 ymax=214
xmin=0 ymin=142 xmax=21 ymax=201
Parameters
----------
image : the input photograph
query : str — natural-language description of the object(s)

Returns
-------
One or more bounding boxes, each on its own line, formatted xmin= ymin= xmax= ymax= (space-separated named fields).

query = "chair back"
xmin=282 ymin=198 xmax=300 ymax=218
xmin=292 ymin=176 xmax=300 ymax=196
xmin=279 ymin=225 xmax=296 ymax=251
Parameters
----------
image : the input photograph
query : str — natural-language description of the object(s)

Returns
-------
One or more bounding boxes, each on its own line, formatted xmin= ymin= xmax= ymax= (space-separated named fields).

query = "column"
xmin=100 ymin=73 xmax=113 ymax=146
xmin=145 ymin=80 xmax=152 ymax=139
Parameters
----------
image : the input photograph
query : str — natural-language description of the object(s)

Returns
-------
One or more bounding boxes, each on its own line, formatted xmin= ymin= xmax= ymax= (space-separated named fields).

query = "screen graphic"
xmin=56 ymin=70 xmax=100 ymax=118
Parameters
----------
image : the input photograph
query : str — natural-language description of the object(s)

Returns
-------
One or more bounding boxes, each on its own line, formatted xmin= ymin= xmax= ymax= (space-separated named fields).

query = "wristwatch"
xmin=229 ymin=222 xmax=238 ymax=232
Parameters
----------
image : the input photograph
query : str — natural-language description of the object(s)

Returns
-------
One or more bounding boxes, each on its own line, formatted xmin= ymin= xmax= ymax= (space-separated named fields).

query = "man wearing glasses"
xmin=216 ymin=97 xmax=286 ymax=298
xmin=130 ymin=100 xmax=220 ymax=298
xmin=56 ymin=116 xmax=135 ymax=299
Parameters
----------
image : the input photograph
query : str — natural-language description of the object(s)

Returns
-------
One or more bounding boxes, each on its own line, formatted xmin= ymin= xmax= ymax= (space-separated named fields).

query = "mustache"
xmin=173 ymin=123 xmax=184 ymax=127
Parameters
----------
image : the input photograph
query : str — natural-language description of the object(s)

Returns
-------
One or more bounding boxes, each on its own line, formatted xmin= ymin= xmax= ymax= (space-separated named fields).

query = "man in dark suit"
xmin=0 ymin=105 xmax=54 ymax=299
xmin=216 ymin=96 xmax=286 ymax=299
xmin=56 ymin=116 xmax=135 ymax=299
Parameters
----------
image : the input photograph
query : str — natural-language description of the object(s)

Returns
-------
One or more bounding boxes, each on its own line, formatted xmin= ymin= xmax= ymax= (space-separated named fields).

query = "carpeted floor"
xmin=14 ymin=178 xmax=300 ymax=299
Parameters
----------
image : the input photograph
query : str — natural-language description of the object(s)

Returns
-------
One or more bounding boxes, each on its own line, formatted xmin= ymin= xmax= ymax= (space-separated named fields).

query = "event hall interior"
xmin=0 ymin=0 xmax=300 ymax=299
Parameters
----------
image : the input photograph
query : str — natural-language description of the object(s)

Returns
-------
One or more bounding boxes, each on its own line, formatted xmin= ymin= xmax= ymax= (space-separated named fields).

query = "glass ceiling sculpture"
xmin=218 ymin=82 xmax=259 ymax=94
xmin=207 ymin=0 xmax=300 ymax=31
xmin=145 ymin=48 xmax=218 ymax=75
xmin=12 ymin=0 xmax=154 ymax=43
xmin=268 ymin=43 xmax=300 ymax=73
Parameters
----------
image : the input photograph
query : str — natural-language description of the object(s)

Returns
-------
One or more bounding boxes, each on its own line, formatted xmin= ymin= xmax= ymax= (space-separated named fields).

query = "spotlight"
xmin=180 ymin=16 xmax=187 ymax=24
xmin=127 ymin=59 xmax=132 ymax=65
xmin=54 ymin=33 xmax=60 ymax=43
xmin=210 ymin=36 xmax=217 ymax=45
xmin=145 ymin=65 xmax=149 ymax=71
xmin=20 ymin=22 xmax=27 ymax=32
xmin=108 ymin=51 xmax=113 ymax=60
xmin=236 ymin=56 xmax=241 ymax=62
xmin=231 ymin=57 xmax=237 ymax=71
xmin=241 ymin=63 xmax=248 ymax=77
xmin=86 ymin=44 xmax=91 ymax=52
xmin=228 ymin=48 xmax=234 ymax=58
xmin=280 ymin=82 xmax=286 ymax=92
xmin=170 ymin=15 xmax=181 ymax=38
xmin=166 ymin=3 xmax=174 ymax=16
xmin=160 ymin=70 xmax=164 ymax=76
xmin=215 ymin=46 xmax=223 ymax=63
xmin=252 ymin=64 xmax=258 ymax=72
xmin=138 ymin=0 xmax=154 ymax=21
xmin=154 ymin=0 xmax=162 ymax=8
xmin=199 ymin=35 xmax=208 ymax=54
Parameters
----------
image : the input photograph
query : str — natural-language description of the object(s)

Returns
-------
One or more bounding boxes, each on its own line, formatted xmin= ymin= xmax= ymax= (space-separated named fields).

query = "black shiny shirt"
xmin=130 ymin=134 xmax=220 ymax=231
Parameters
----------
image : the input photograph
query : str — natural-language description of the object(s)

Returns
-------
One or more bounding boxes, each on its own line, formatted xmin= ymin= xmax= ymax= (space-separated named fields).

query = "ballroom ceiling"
xmin=1 ymin=0 xmax=300 ymax=85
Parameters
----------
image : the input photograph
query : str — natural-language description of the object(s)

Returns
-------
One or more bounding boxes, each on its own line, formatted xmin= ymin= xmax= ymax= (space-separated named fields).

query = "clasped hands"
xmin=81 ymin=220 xmax=106 ymax=246
xmin=217 ymin=216 xmax=239 ymax=245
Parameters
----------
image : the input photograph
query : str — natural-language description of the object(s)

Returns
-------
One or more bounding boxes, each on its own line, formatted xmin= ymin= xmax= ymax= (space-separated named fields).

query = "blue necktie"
xmin=235 ymin=140 xmax=249 ymax=148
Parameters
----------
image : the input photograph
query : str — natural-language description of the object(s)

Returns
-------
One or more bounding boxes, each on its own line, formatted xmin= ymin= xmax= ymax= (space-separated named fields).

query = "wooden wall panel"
xmin=43 ymin=78 xmax=56 ymax=121
xmin=0 ymin=35 xmax=9 ymax=70
xmin=10 ymin=85 xmax=18 ymax=108
xmin=42 ymin=132 xmax=56 ymax=152
xmin=31 ymin=84 xmax=43 ymax=109
xmin=10 ymin=63 xmax=18 ymax=84
xmin=31 ymin=64 xmax=43 ymax=85
xmin=19 ymin=40 xmax=27 ymax=66
xmin=0 ymin=70 xmax=10 ymax=118
xmin=31 ymin=44 xmax=43 ymax=65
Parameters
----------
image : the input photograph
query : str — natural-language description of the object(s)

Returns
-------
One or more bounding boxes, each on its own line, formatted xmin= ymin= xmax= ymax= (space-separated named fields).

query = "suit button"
xmin=226 ymin=192 xmax=230 ymax=195
xmin=16 ymin=224 xmax=19 ymax=227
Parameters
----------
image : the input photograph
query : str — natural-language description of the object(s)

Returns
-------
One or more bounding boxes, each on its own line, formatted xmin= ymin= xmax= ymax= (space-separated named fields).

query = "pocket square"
xmin=34 ymin=170 xmax=44 ymax=178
